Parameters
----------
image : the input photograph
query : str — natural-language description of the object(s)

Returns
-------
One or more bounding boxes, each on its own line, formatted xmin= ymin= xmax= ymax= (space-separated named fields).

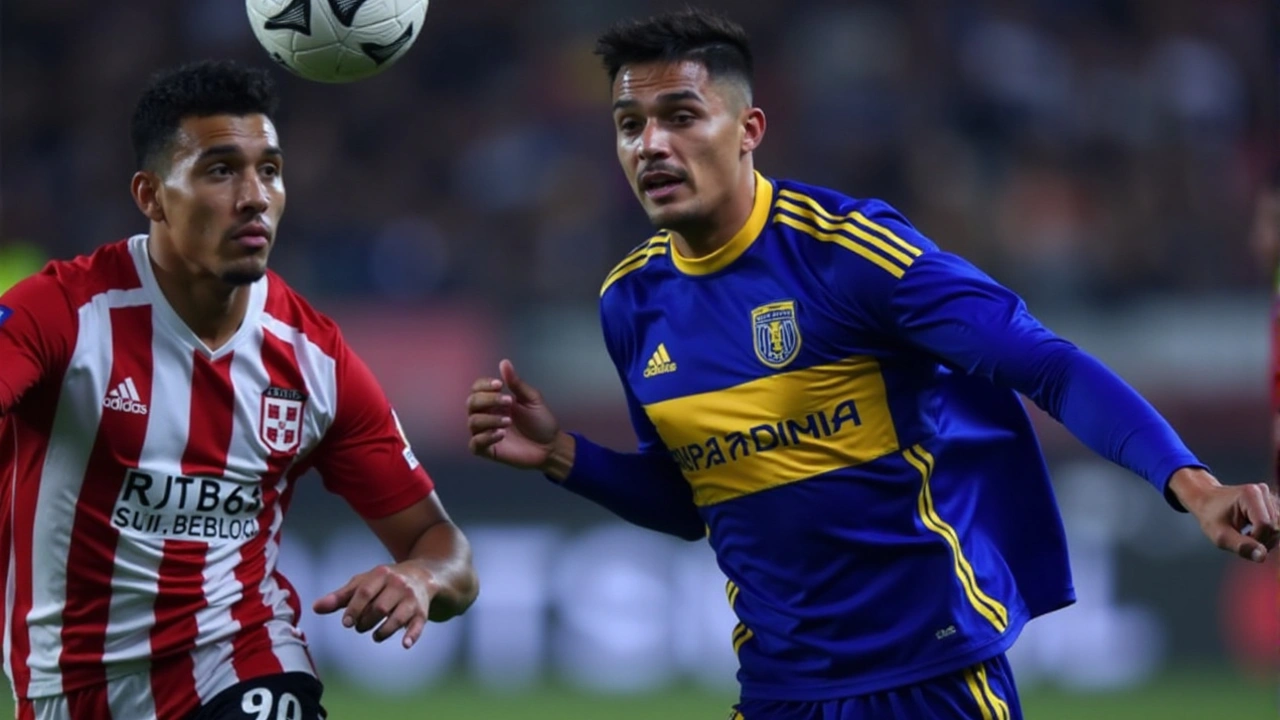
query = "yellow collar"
xmin=671 ymin=171 xmax=773 ymax=276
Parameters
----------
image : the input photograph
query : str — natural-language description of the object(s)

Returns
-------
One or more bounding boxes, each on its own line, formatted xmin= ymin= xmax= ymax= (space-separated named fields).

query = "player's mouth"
xmin=230 ymin=222 xmax=272 ymax=250
xmin=640 ymin=170 xmax=686 ymax=201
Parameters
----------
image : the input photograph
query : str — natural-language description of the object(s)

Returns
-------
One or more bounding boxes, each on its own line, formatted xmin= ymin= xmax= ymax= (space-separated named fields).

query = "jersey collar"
xmin=671 ymin=170 xmax=774 ymax=276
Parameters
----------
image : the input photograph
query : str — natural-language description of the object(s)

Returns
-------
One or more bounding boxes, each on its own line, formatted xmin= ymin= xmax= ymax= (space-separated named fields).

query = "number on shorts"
xmin=241 ymin=688 xmax=303 ymax=720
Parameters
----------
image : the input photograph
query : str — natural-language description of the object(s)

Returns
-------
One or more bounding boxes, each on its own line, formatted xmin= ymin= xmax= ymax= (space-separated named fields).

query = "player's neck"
xmin=148 ymin=237 xmax=250 ymax=351
xmin=671 ymin=167 xmax=757 ymax=258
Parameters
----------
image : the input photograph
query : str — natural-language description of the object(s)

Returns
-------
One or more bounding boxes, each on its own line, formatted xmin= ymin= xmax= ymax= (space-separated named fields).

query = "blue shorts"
xmin=731 ymin=653 xmax=1021 ymax=720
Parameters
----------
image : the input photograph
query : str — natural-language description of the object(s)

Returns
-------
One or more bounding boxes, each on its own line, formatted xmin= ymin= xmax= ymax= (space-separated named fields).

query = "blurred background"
xmin=3 ymin=0 xmax=1279 ymax=717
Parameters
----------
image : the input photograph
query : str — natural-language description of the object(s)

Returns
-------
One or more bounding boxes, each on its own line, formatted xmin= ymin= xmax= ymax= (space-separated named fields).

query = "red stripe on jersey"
xmin=274 ymin=473 xmax=305 ymax=626
xmin=15 ymin=697 xmax=34 ymax=720
xmin=182 ymin=353 xmax=235 ymax=477
xmin=65 ymin=681 xmax=111 ymax=719
xmin=58 ymin=305 xmax=154 ymax=692
xmin=148 ymin=545 xmax=205 ymax=720
xmin=4 ymin=333 xmax=73 ymax=696
xmin=228 ymin=331 xmax=307 ymax=681
xmin=149 ymin=352 xmax=237 ymax=714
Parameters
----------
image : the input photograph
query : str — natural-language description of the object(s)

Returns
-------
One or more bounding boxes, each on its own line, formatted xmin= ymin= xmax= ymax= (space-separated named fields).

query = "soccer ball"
xmin=245 ymin=0 xmax=428 ymax=83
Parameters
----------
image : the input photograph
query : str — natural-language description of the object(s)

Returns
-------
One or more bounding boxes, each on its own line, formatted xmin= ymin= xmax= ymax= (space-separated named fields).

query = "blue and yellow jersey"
xmin=595 ymin=171 xmax=1199 ymax=700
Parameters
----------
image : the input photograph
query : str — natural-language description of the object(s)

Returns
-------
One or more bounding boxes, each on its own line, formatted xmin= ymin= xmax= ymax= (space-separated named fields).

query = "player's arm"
xmin=467 ymin=303 xmax=705 ymax=541
xmin=547 ymin=376 xmax=705 ymax=541
xmin=859 ymin=208 xmax=1278 ymax=560
xmin=311 ymin=342 xmax=478 ymax=647
xmin=0 ymin=272 xmax=75 ymax=415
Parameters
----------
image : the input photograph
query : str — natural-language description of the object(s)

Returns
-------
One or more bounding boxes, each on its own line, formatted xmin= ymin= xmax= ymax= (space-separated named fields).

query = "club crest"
xmin=260 ymin=386 xmax=306 ymax=453
xmin=751 ymin=300 xmax=801 ymax=369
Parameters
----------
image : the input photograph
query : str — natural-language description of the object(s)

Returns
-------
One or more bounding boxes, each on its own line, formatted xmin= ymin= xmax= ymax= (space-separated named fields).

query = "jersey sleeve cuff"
xmin=546 ymin=432 xmax=599 ymax=490
xmin=1153 ymin=455 xmax=1209 ymax=513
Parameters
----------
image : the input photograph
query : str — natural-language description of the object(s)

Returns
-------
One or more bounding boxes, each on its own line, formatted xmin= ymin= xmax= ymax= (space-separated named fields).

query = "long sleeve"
xmin=888 ymin=250 xmax=1204 ymax=505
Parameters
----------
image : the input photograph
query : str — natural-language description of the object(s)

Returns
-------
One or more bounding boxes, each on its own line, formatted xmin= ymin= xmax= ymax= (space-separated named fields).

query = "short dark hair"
xmin=130 ymin=59 xmax=279 ymax=172
xmin=594 ymin=7 xmax=753 ymax=92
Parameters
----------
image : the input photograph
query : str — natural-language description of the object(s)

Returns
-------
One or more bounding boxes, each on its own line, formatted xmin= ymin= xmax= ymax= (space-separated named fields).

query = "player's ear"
xmin=130 ymin=171 xmax=166 ymax=223
xmin=741 ymin=106 xmax=766 ymax=154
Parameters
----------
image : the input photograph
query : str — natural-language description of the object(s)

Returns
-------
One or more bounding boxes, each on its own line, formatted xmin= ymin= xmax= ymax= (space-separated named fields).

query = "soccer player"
xmin=0 ymin=61 xmax=478 ymax=720
xmin=465 ymin=8 xmax=1280 ymax=719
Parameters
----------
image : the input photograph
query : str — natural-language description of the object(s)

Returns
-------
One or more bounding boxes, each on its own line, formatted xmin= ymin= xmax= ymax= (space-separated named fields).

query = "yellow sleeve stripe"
xmin=600 ymin=234 xmax=670 ymax=296
xmin=778 ymin=189 xmax=923 ymax=258
xmin=776 ymin=198 xmax=916 ymax=267
xmin=726 ymin=580 xmax=740 ymax=608
xmin=774 ymin=212 xmax=906 ymax=279
xmin=904 ymin=445 xmax=1010 ymax=632
xmin=731 ymin=622 xmax=754 ymax=653
xmin=976 ymin=662 xmax=1012 ymax=720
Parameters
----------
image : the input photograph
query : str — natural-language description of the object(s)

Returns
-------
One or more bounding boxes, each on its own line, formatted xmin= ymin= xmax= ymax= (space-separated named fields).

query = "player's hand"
xmin=467 ymin=359 xmax=561 ymax=469
xmin=1170 ymin=468 xmax=1280 ymax=563
xmin=313 ymin=562 xmax=435 ymax=649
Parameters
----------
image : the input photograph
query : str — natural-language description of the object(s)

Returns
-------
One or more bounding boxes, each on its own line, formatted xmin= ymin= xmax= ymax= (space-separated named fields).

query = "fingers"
xmin=469 ymin=430 xmax=506 ymax=458
xmin=1212 ymin=524 xmax=1268 ymax=563
xmin=340 ymin=568 xmax=389 ymax=629
xmin=373 ymin=600 xmax=421 ymax=645
xmin=324 ymin=566 xmax=430 ymax=649
xmin=467 ymin=382 xmax=513 ymax=460
xmin=466 ymin=390 xmax=511 ymax=414
xmin=1241 ymin=483 xmax=1280 ymax=551
xmin=312 ymin=578 xmax=358 ymax=615
xmin=500 ymin=359 xmax=539 ymax=403
xmin=403 ymin=614 xmax=428 ymax=649
xmin=499 ymin=360 xmax=519 ymax=390
xmin=1243 ymin=483 xmax=1278 ymax=527
xmin=467 ymin=412 xmax=511 ymax=434
xmin=355 ymin=582 xmax=402 ymax=634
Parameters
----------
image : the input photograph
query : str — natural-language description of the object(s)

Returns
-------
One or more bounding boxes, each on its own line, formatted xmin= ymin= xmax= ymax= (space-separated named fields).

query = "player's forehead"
xmin=611 ymin=60 xmax=718 ymax=108
xmin=172 ymin=114 xmax=280 ymax=158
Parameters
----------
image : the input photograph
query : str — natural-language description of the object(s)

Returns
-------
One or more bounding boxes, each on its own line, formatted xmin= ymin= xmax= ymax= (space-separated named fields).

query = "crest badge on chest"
xmin=751 ymin=299 xmax=801 ymax=369
xmin=260 ymin=386 xmax=307 ymax=453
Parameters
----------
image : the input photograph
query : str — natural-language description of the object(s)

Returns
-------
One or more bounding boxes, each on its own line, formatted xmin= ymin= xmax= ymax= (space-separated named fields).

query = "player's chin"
xmin=644 ymin=199 xmax=696 ymax=229
xmin=219 ymin=257 xmax=268 ymax=287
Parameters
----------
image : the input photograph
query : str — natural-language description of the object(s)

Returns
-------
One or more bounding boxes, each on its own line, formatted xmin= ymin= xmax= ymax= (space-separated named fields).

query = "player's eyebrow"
xmin=195 ymin=144 xmax=284 ymax=162
xmin=612 ymin=90 xmax=705 ymax=112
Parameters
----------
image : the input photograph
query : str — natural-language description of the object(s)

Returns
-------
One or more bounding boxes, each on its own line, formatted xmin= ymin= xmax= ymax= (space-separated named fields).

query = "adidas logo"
xmin=643 ymin=343 xmax=677 ymax=378
xmin=103 ymin=377 xmax=148 ymax=415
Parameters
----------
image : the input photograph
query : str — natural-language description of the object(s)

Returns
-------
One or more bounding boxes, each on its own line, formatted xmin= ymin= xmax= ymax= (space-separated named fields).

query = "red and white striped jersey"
xmin=0 ymin=235 xmax=434 ymax=709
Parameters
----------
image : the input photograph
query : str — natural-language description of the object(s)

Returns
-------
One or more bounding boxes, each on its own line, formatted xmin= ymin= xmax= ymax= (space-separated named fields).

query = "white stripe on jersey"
xmin=26 ymin=289 xmax=147 ymax=694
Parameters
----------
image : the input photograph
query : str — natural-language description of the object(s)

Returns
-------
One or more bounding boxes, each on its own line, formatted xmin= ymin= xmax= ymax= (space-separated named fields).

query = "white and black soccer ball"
xmin=245 ymin=0 xmax=428 ymax=83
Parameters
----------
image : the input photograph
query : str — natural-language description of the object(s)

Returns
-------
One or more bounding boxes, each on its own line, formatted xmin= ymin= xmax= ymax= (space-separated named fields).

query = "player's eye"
xmin=260 ymin=163 xmax=281 ymax=178
xmin=207 ymin=164 xmax=233 ymax=177
xmin=671 ymin=112 xmax=696 ymax=125
xmin=618 ymin=118 xmax=643 ymax=134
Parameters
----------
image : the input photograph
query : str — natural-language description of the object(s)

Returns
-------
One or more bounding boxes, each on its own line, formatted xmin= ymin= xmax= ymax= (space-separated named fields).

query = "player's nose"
xmin=236 ymin=175 xmax=271 ymax=214
xmin=638 ymin=123 xmax=671 ymax=159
